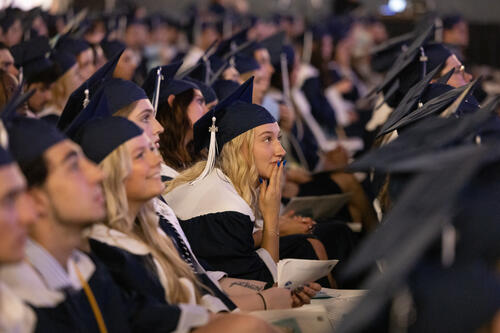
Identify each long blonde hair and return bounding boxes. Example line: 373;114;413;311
100;143;201;303
48;65;80;114
166;128;260;211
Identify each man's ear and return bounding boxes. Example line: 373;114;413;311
27;187;49;218
167;94;175;107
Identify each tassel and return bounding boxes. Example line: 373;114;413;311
190;117;218;185
152;67;162;115
441;223;457;267
83;88;90;108
419;46;428;78
0;120;8;149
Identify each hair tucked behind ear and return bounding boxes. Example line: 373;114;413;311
100;143;202;303
166;128;260;212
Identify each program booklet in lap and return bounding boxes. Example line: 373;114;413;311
278;259;339;290
283;193;351;220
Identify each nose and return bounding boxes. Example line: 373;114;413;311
147;148;163;168
17;192;37;228
152;117;164;135
274;140;286;159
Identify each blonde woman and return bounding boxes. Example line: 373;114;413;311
76;116;283;333
163;78;323;298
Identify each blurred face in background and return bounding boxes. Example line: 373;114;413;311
77;49;96;82
443;21;469;48
113;49;139;81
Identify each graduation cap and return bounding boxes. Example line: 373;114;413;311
211;79;240;101
192;77;275;182
212;28;250;59
337;145;489;333
184;77;217;104
50;50;76;76
377;63;444;137
0;7;21;33
442;14;465;30
408;261;500;333
373;24;434;97
327;16;355;45
11;36;55;84
234;53;260;75
370;32;413;73
1;85;65;166
258;31;287;67
142;62;199;108
380;79;480;136
75;116;143;164
101;39;127;61
57;47;124;131
54;35;90;57
102;78;148;113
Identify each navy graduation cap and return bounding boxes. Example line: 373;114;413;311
101;78;148;113
211;79;240;101
50;50;76;77
57;47;124;131
193;77;274;182
75;116;143;164
1;86;66;166
234;54;260;75
11;36;54;83
101;39;127;61
54;34;90;57
142;62;198;106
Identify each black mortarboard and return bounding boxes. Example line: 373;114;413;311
337;146;488;333
142;62;198;104
213;28;249;59
11;36;54;84
101;39;127;61
57;48;124;131
328;16;354;45
184;77;217;104
50;50;76;75
234;54;260;74
259;31;286;65
55;35;90;56
211;79;240;101
379;79;480;136
101;78;148;113
75;116;143;164
0;8;20;32
374;24;434;97
408;261;500;333
370;32;413;73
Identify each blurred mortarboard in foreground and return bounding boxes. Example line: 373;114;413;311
337;145;489;333
0;145;12;166
408;261;500;333
75;116;143;164
57;48;124;131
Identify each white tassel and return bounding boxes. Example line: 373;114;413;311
152;67;162;116
190;116;218;185
83;88;90;108
0;120;8;149
441;223;457;267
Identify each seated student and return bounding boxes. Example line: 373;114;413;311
76;116;310;317
0;145;37;332
1;105;277;332
11;37;59;116
163;78;335;287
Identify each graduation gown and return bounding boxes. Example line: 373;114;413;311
163;169;277;283
0;239;132;333
88;223;231;332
